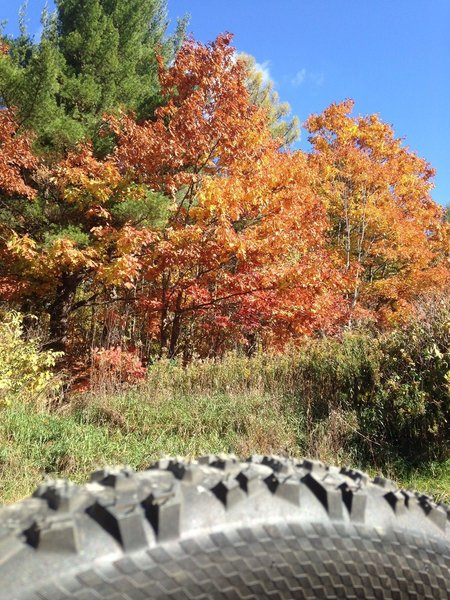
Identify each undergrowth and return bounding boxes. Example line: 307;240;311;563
0;302;448;504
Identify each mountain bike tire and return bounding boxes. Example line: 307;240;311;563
0;455;449;599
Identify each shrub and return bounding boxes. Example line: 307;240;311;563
142;312;448;465
363;297;450;463
0;312;63;406
90;346;147;391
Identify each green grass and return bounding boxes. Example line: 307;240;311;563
0;388;301;503
1;336;448;505
389;460;450;504
1;386;448;505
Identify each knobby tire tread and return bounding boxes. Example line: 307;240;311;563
0;455;449;599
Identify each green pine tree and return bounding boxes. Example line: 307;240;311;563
0;0;187;153
240;53;299;149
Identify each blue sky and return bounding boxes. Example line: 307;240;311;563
2;1;449;206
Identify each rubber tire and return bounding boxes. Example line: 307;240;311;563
0;455;449;599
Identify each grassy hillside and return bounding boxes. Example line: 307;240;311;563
1;339;448;504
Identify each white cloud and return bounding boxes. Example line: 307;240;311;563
291;68;306;87
310;72;325;86
291;68;324;87
254;60;271;84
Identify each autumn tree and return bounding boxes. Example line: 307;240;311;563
0;0;187;354
140;151;347;359
1;31;261;355
108;34;346;357
0;109;36;199
0;33;340;360
306;100;449;323
4;24;446;365
0;139;168;352
0;108;36;306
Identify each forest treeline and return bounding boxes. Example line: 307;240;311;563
0;1;449;497
0;0;448;372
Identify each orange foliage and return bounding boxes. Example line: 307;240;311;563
140;149;348;355
106;34;347;355
2;145;156;303
91;346;147;388
108;33;272;196
0;35;447;361
0;109;38;300
0;109;37;199
306;100;449;323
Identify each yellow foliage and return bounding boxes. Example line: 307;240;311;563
0;312;63;406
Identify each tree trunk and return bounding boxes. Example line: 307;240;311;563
20;299;37;335
168;292;183;358
245;332;258;357
44;272;82;353
159;272;170;357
